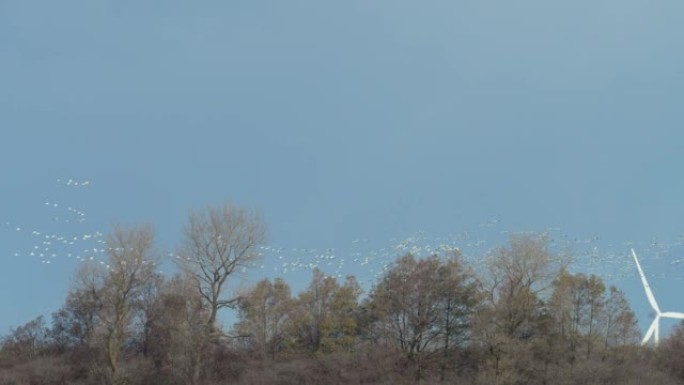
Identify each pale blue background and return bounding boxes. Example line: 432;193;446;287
2;0;684;335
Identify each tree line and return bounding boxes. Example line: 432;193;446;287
2;203;684;385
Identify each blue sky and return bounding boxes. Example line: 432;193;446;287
2;0;684;335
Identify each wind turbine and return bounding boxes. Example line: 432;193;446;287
631;248;684;346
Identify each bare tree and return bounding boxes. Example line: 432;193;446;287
473;234;562;385
0;316;49;360
602;286;639;353
56;261;107;350
81;224;158;384
176;204;266;333
146;274;210;385
480;234;561;339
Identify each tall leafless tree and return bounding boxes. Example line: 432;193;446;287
95;224;157;384
176;204;266;334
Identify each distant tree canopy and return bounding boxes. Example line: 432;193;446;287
1;220;682;385
235;277;292;359
365;253;479;358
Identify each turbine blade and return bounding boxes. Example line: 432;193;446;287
661;312;684;320
632;248;661;314
642;319;657;346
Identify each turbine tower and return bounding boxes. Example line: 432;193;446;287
631;248;684;346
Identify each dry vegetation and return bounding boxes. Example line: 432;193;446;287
2;204;684;384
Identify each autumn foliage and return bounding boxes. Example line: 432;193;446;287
1;213;683;384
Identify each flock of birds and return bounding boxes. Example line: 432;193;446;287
2;178;684;291
1;178;108;266
249;228;684;289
